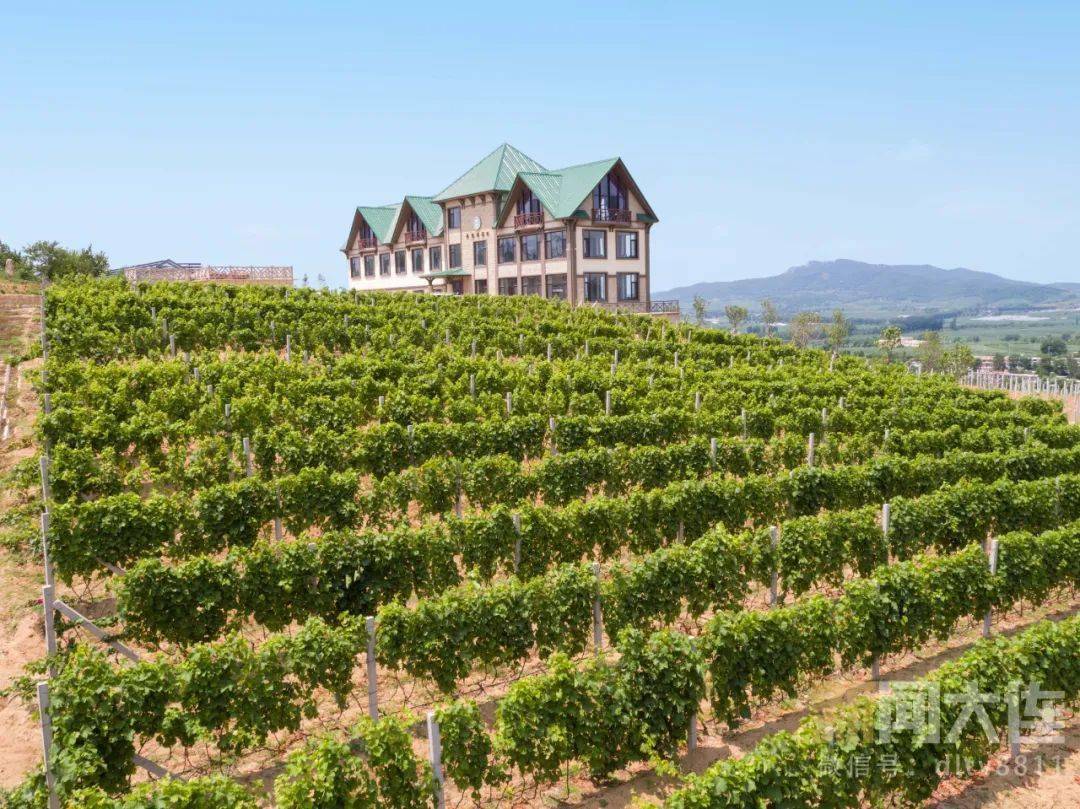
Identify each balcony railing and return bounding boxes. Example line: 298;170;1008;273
406;230;426;243
514;211;543;228
123;265;294;286
586;299;680;316
591;207;632;224
358;237;378;250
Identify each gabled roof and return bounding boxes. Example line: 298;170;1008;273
432;143;546;202
514;171;563;217
498;156;659;225
536;157;619;219
356;204;401;244
347;148;658;252
403;196;444;237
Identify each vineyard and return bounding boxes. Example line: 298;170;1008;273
4;276;1080;808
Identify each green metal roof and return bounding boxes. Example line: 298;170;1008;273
432;144;546;202
514;171;562;216
403;196;444;237
512;158;619;219
356;204;401;244
351;149;657;247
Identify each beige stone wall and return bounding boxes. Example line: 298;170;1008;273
450;194;499;295
571;185;649;303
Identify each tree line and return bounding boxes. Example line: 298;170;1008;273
691;296;979;375
1;239;109;282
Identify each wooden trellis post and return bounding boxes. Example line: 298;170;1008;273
36;683;61;809
769;526;780;606
365;616;378;719
592;562;603;656
983;539;1000;638
512;513;523;573
427;712;446;809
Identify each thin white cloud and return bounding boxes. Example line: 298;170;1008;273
890;139;933;163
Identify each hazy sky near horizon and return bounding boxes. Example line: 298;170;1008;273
3;1;1078;290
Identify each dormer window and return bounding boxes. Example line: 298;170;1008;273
406;212;426;242
358;223;377;249
591;171;631;223
517;189;541;215
514;188;543;227
593;171;626;212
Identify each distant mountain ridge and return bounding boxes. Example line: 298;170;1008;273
657;259;1077;318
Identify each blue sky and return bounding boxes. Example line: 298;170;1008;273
3;1;1078;289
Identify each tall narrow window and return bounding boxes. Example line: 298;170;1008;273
617;273;639;301
411;248;424;273
429;246;441;271
473;240;487;266
395;250;406;275
474;279;488;295
544;230;566;259
498;237;516;264
517;188;542;214
583;230;606;258
447;207;461;229
522;276;541;295
364;256;375;277
407;212;425;240
520;234;539;262
592;171;627;212
616;231;639;259
449;244;462;268
350;257;361;277
584;273;607;302
379;254;391;276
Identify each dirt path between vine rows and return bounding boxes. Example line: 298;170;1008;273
0;290;49;790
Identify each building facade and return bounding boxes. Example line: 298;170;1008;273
342;144;674;315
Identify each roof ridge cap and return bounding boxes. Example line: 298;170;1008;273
432;143;509;200
554;156;619;172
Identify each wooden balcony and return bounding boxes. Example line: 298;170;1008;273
514;211;543;228
358;237;378;250
405;230;427;243
591;208;632;224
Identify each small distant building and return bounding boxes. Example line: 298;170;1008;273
117;260;293;286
